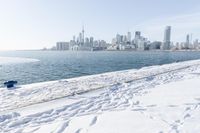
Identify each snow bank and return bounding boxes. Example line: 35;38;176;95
1;59;200;112
64;77;200;133
0;57;39;65
1;59;200;132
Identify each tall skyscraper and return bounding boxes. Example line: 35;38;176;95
135;31;141;39
120;35;124;43
79;33;82;44
116;34;121;44
85;37;89;46
186;34;190;43
162;26;171;50
134;31;141;48
90;37;94;46
185;34;190;49
123;35;127;42
127;32;131;42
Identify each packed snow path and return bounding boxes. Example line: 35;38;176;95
1;60;200;132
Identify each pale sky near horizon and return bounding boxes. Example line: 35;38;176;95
0;0;200;50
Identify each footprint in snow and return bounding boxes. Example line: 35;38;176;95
133;101;140;105
184;113;191;119
54;121;69;133
168;105;178;107
185;107;191;111
75;128;82;133
90;116;98;126
146;104;157;107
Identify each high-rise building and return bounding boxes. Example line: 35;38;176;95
137;38;147;51
134;31;141;48
135;31;141;39
73;36;76;42
185;34;190;49
123;35;127;42
186;34;190;44
194;39;199;49
127;32;131;42
120;35;123;43
162;26;171;50
56;42;69;50
116;34;121;44
85;37;90;46
90;37;94;46
79;33;82;44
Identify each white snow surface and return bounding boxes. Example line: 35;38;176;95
0;57;39;65
1;60;200;132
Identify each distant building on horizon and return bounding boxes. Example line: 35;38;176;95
185;34;190;49
56;42;69;50
148;41;162;50
162;26;171;50
52;25;200;52
68;26;108;51
135;31;141;39
134;31;141;49
127;32;131;43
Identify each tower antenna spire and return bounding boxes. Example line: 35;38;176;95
82;22;85;44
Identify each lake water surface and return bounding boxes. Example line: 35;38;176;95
1;51;200;86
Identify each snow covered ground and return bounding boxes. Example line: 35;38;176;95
1;59;200;132
0;57;39;65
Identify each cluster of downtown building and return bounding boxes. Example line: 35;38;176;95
53;27;107;51
50;26;200;51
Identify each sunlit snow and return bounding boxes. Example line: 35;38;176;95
1;60;200;133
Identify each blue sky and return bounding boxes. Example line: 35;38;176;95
0;0;200;50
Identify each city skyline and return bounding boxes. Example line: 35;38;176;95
1;0;200;50
51;25;200;51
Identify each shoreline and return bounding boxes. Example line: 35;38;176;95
1;59;200;132
1;49;200;52
1;59;200;112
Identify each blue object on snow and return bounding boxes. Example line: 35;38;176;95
4;81;18;88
